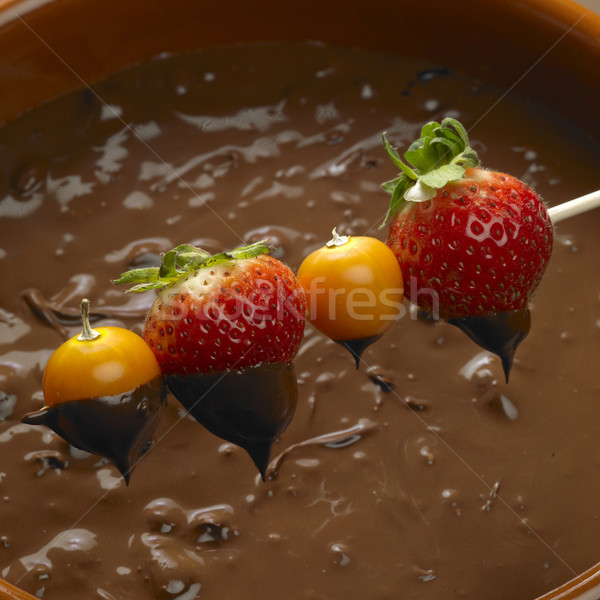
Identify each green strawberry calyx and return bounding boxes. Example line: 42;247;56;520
113;240;272;293
381;117;480;225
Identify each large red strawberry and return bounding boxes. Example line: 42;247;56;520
115;241;306;373
381;119;553;377
115;241;306;476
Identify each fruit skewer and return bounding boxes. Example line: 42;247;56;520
548;189;600;224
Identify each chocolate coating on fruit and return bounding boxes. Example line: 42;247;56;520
22;377;166;484
24;300;165;482
449;308;531;381
166;362;297;478
334;334;383;368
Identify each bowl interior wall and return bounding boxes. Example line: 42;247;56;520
0;0;599;131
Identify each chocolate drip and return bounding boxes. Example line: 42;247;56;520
21;377;166;484
449;308;531;382
166;362;298;479
334;334;383;368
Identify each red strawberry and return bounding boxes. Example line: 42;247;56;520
381;119;553;377
115;241;306;374
114;241;306;476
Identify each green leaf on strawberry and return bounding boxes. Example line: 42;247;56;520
113;240;272;293
381;117;480;223
420;163;466;189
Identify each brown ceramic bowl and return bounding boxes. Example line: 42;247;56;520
0;1;599;599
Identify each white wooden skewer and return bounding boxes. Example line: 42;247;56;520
548;190;600;224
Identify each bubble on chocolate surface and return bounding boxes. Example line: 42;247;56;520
441;488;463;516
134;498;239;597
402;395;429;412
24;449;68;476
2;528;98;592
365;364;396;392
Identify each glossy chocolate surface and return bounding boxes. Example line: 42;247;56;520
0;43;599;599
21;377;165;484
166;363;297;478
449;308;532;381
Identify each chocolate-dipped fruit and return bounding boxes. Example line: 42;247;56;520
297;228;404;367
166;362;297;478
381;119;553;378
114;241;306;476
449;308;531;381
22;299;164;484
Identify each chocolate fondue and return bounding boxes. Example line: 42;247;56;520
0;43;599;600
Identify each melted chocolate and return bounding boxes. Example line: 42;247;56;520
1;43;600;600
334;334;383;368
166;363;297;478
449;308;531;382
21;377;165;484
